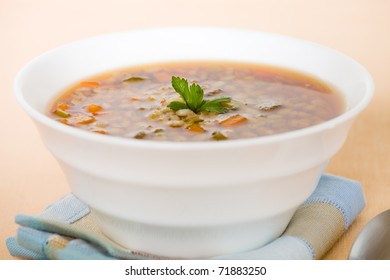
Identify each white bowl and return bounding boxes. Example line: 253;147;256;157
14;27;374;258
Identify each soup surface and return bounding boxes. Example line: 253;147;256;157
48;61;345;141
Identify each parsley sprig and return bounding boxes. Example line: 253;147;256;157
167;76;232;114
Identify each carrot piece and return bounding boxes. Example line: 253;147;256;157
86;104;103;114
79;81;100;88
130;96;141;101
58;118;69;125
93;130;107;134
58;103;69;110
71;113;95;124
187;124;205;133
220;114;247;127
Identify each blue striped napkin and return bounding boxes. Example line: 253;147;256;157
6;174;365;260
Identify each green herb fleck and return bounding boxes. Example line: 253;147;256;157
168;76;232;114
123;77;147;82
54;109;71;118
134;131;147;139
211;131;228;141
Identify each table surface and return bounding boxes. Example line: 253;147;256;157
1;0;389;260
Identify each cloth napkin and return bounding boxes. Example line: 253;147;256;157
6;174;365;260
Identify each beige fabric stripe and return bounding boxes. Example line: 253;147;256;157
284;202;345;259
45;235;70;259
71;211;102;234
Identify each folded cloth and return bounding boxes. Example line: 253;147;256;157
6;174;365;260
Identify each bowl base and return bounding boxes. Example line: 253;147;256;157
95;209;295;259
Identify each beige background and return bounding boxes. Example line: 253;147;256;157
1;0;389;259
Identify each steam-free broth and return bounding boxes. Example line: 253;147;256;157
48;61;345;141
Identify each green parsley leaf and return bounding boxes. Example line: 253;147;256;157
188;83;204;111
199;97;232;113
167;101;189;111
171;76;191;102
168;76;232;114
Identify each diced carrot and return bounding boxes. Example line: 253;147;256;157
93;130;107;134
220;114;247;127
71;113;95;125
58;103;69;110
130;96;141;101
58;118;69;125
187;124;205;133
86;104;103;114
160;98;167;105
79;81;100;88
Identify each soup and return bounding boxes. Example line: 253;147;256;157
48;61;345;141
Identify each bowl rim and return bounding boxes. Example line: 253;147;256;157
14;27;375;151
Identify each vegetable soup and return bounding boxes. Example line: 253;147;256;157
48;61;345;141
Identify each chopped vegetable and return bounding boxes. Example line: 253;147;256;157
168;76;232;114
175;109;194;117
258;99;282;111
220;114;247;127
93;130;107;134
169;120;185;127
58;103;69;110
86;104;103;114
71;113;95;124
134;131;146;139
79;81;100;88
123;77;147;82
206;89;222;96
57;119;69;125
211;131;228;141
184;115;202;126
187;124;205;133
54;109;71;118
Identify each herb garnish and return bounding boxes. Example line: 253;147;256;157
123;76;147;82
168;76;232;114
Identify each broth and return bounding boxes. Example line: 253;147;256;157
48;61;345;141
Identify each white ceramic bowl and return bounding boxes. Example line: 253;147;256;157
14;27;374;258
